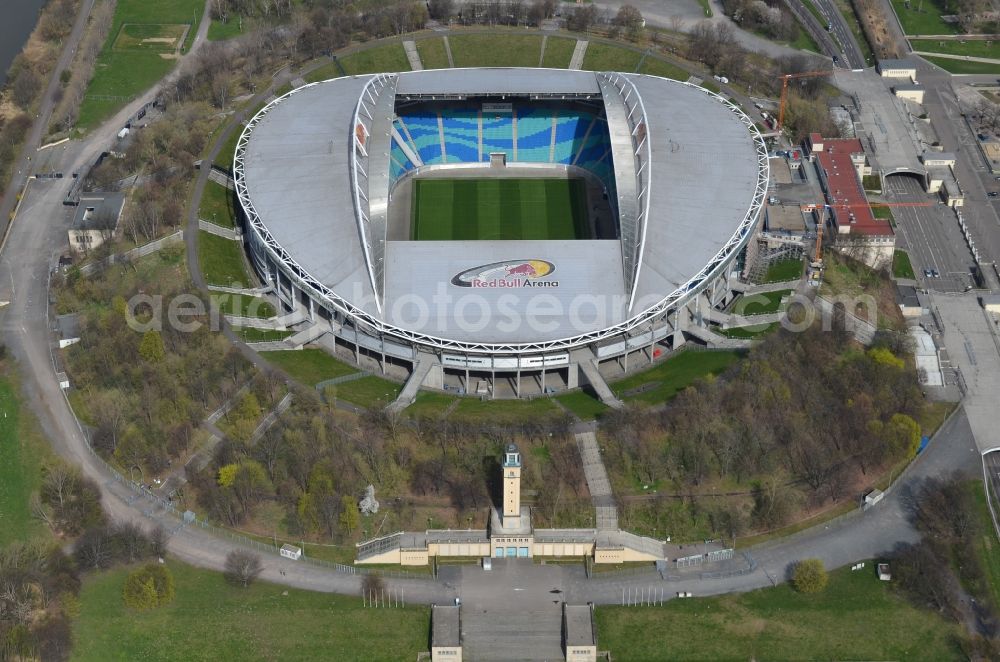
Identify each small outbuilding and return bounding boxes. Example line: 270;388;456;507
431;605;463;661
563;604;597;662
279;544;302;560
878;563;892;581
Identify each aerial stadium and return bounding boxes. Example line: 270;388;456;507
233;68;768;401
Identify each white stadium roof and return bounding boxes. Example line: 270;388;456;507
236;68;766;350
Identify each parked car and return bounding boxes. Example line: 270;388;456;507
989;191;998;198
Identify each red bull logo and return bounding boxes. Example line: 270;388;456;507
451;260;557;288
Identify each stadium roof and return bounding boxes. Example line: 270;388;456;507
238;69;766;350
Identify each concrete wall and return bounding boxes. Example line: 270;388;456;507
594;547;659;564
428;543;490;558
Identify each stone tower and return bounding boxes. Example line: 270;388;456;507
502;443;521;528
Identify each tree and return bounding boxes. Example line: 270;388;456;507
139;329;165;363
614;5;644;41
361;572;385;599
792;558;828;593
123;564;175;610
566;4;598;32
339;494;360;535
224;550;262;587
428;0;454;20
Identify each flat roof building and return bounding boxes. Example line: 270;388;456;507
563;605;597;662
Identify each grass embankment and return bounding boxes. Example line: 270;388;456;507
73;561;430;662
923;55;1000;74
734;289;793;316
415;37;451;69
911;38;1000;59
236;328;293;343
0;370;50;546
259;349;359;386
213;294;275;319
582;42;642;72
304;43;411;83
198;231;250;287
541;36;577;68
612;350;743;405
595;565;961;661
555;390;609;420
198;181;237;229
214;128;243;171
718;322;779;339
893;249;916;279
761;258;803;283
77;0;205;129
449;34;543;67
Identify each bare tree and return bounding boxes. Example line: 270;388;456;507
224;550;263;587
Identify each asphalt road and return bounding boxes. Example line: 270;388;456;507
813;0;867;70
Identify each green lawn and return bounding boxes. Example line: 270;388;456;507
555;390;609;420
581;42;642;72
892;249;916;279
339;43;412;74
449;396;562;424
213;127;243;171
612;350;743;405
213;294;275;319
198;231;250;287
971;482;1000;610
449;34;543;68
0;372;49;546
911;38;1000;58
259;349;358;386
718;322;778;339
72;561;429;662
595;564;961;661
416;37;451;69
303;61;344;83
113;23;188;52
762;258;803;283
790;24;822;53
734;289;792;316
890;0;959;35
412;178;589;241
403;391;457;419
639;57;688;81
77;0;205;129
923;55;1000;74
208;18;244;41
199;181;237;228
335;375;402;409
541;36;577;68
236;327;293;343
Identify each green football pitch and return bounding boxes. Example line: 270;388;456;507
411;178;590;241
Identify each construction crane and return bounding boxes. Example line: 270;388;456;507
776;70;834;132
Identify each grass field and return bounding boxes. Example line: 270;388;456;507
718;322;778;339
612;350;743;405
113;23;188;52
911;38;1000;58
213;293;275;319
214;127;243;171
762;257;803;283
734;289;792;316
582;42;642;72
235;327;293;343
72;561;430;662
411;178;589;241
595;564;961;661
449;396;562;423
893;249;916;279
890;0;959;35
922;55;1000;74
199;181;237;228
208;17;244;41
639;56;688;81
259;349;358;386
197;231;250;287
77;0;205;130
340;43;411;74
416;37;451;69
449;34;543;68
541;36;577;68
0;371;49;546
554;390;609;420
335;376;402;408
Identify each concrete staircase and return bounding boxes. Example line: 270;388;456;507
284;321;328;348
577;358;623;409
386;352;436;413
684;324;752;349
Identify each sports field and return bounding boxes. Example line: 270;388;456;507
411;178;589;241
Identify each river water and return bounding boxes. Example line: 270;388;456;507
0;0;50;87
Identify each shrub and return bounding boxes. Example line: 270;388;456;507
793;558;828;593
123;564;175;610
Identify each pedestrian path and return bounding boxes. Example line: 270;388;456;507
575;430;618;530
569;39;588;70
403;40;422;70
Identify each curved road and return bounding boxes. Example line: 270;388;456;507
0;1;982;612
